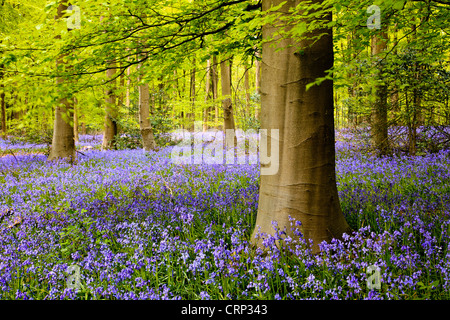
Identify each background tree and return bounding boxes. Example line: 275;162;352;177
48;1;76;161
370;27;390;156
220;57;236;131
101;62;118;150
138;55;157;151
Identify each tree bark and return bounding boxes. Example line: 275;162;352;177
125;65;131;109
346;31;358;127
405;90;417;155
251;0;351;254
203;59;212;132
73;97;79;143
220;57;235;131
48;1;76;162
0;62;6;138
139;81;157;151
244;64;251;119
390;25;400;126
371;29;390;157
186;59;196;131
212;56;219;129
101;62;118;150
1;85;6;138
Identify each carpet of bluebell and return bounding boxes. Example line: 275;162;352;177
0;131;449;300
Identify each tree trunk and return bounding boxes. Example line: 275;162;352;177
101;62;118;150
391;90;399;124
136;46;157;151
73;97;79;143
371;29;390;157
139;82;157;151
244;64;251;119
212;56;219;129
0;62;6;138
118;70;125;111
346;31;358;127
203;59;212;132
125;65;131;109
1;85;6;138
251;0;351;254
48;1;76;162
405;91;416;155
187;59;196;131
220;57;235;131
390;25;400;126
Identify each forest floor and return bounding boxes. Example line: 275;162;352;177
0;129;449;300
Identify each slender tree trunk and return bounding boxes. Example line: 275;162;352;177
0;63;6;138
405;90;417;155
125;65;131;109
391;90;399;124
244;64;251;119
172;69;180;126
101;62;118;150
1;85;6;138
220;57;235;131
251;0;351;254
412;23;425;127
188;60;196;131
73;97;79;143
334;91;340;129
136;45;157;151
212;56;219;129
371;29;390;156
118;70;125;110
391;25;400;126
406;24;420;155
48;1;76;162
346;31;358;127
203;59;212;132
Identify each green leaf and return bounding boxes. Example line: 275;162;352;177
305;82;315;91
44;1;58;12
392;0;406;10
292;22;307;37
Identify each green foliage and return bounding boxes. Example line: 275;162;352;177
114;132;143;150
0;0;448;140
58;213;93;260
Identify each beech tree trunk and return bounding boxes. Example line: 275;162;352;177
101;62;118;150
125;65;131;109
220;58;235;131
73;97;79;143
138;82;157;151
212;56;219;128
1;84;6;138
0;62;6;138
251;0;351;254
48;1;76;162
203;59;212;132
371;30;390;156
346;32;358;127
244;64;251;118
